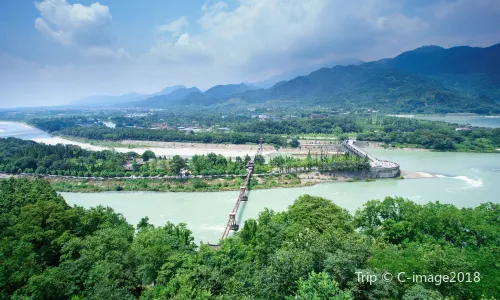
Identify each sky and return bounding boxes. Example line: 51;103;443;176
0;0;499;107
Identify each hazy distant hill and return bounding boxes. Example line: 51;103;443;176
70;92;147;107
71;85;186;108
129;84;256;108
374;44;500;101
129;87;201;108
155;85;186;96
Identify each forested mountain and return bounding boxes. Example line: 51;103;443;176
376;44;500;75
124;43;499;113
203;83;256;98
233;64;500;113
250;58;364;88
374;43;500;102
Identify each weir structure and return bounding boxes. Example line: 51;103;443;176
218;137;264;242
341;139;400;178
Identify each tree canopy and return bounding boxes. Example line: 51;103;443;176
1;179;498;299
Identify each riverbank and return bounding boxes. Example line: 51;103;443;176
42;174;308;192
1;169;436;193
39;135;293;158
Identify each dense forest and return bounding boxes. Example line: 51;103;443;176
56;127;290;147
232;116;362;135
355;117;500;151
1;178;499;299
234;116;500;152
0;138;129;177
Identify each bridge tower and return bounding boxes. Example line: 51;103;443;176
229;212;239;231
258;137;264;155
240;186;248;201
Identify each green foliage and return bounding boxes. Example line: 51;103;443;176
0;137;131;177
290;272;353;300
223;64;500;114
289;138;300;148
56;126;288;146
357;115;500;152
189;153;245;176
1;179;499;299
270;153;370;173
141;150;156;162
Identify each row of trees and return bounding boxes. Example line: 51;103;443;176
270;152;370;173
1;138;370;178
232;116;362;135
0;138;128;177
57;126;290;146
189;153;249;176
357;127;500;151
1;178;498;298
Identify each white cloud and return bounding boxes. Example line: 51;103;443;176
2;0;500;107
147;0;500;82
148;0;429;75
157;16;189;36
145;33;211;65
82;47;131;60
34;0;128;59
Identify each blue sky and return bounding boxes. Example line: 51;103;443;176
1;0;499;107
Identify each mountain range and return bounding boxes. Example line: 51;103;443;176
74;43;500;113
69;85;188;107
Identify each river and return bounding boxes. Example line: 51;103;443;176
62;149;500;244
0;121;114;152
2;121;499;244
0;121;275;158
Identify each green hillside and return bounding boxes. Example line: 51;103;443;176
374;43;500;102
129;43;500;114
214;65;500;113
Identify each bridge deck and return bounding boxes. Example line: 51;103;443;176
220;139;263;241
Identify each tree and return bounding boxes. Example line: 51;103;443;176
170;155;186;175
290;272;352;300
333;127;343;136
254;154;266;166
137;217;153;232
289;138;300;148
141;150;156;162
130;223;195;285
402;285;442;300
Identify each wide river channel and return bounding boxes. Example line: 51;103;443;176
1;121;499;244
